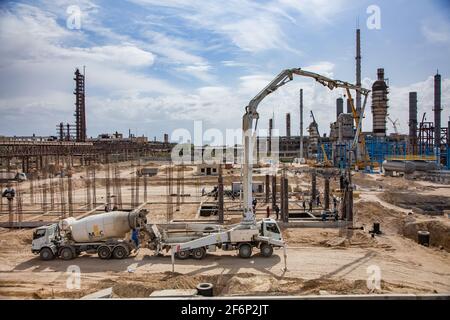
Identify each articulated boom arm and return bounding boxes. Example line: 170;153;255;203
242;68;370;222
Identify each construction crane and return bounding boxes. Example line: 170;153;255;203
242;68;370;222
388;116;400;135
309;111;332;167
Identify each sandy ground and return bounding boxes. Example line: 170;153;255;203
0;165;449;299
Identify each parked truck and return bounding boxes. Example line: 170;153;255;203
0;171;27;183
145;218;284;260
32;209;148;260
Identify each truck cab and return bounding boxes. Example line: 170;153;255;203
259;218;282;241
32;224;60;260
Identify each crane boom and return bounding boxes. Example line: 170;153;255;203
242;68;370;223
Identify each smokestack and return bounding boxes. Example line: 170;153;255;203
286;113;291;137
337;97;344;119
74;68;86;142
268;118;273;155
356;29;362;113
409;92;418;153
434;72;442;148
347;98;353;114
447;117;450;146
371;68;389;137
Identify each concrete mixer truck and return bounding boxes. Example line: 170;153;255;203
31;209;148;261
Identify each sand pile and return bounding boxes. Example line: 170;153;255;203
355;201;404;234
0;229;33;248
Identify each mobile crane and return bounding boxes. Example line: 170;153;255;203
242;68;370;222
171;69;370;260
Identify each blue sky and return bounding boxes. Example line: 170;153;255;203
0;0;449;143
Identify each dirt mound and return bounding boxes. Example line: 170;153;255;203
355;201;404;234
0;229;33;248
403;219;450;252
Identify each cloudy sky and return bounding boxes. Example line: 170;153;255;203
0;0;449;144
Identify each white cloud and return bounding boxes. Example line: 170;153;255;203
220;17;287;52
128;0;299;53
175;63;213;82
277;0;351;23
421;20;450;44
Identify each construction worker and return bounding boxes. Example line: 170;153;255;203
308;199;313;212
274;204;280;220
302;199;306;212
316;194;321;206
2;184;15;201
252;198;257;211
333;196;338;210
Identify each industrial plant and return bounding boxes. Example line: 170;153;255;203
0;1;449;303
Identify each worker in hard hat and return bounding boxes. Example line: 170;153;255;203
2;184;15;201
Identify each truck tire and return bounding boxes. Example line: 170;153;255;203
175;250;190;260
112;245;128;259
60;247;74;260
238;244;252;259
98;245;112;259
260;243;273;257
192;247;206;260
40;247;55;261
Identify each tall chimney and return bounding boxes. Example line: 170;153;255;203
347;98;353;114
337;97;344;119
74;68;86;142
268;118;273;155
434;72;442;148
371;68;389;137
286;113;291;137
447;117;450;146
356;29;362;113
409;92;418;154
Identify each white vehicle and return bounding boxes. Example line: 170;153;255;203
0;171;27;183
32;210;148;261
145;219;283;259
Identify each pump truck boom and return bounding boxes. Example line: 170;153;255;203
242;68;370;221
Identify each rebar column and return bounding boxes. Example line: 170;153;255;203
311;170;317;203
265;174;270;203
280;176;285;220
324;176;330;210
283;177;289;223
271;175;277;210
218;165;224;224
68;176;73;217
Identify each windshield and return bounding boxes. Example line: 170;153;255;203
265;223;280;234
33;229;46;240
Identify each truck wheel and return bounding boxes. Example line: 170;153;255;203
60;247;74;260
98;245;112;259
175;250;190;260
192;247;206;260
40;247;54;261
112;245;128;259
260;244;273;257
238;244;252;259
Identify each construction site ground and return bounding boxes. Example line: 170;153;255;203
0;164;449;298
